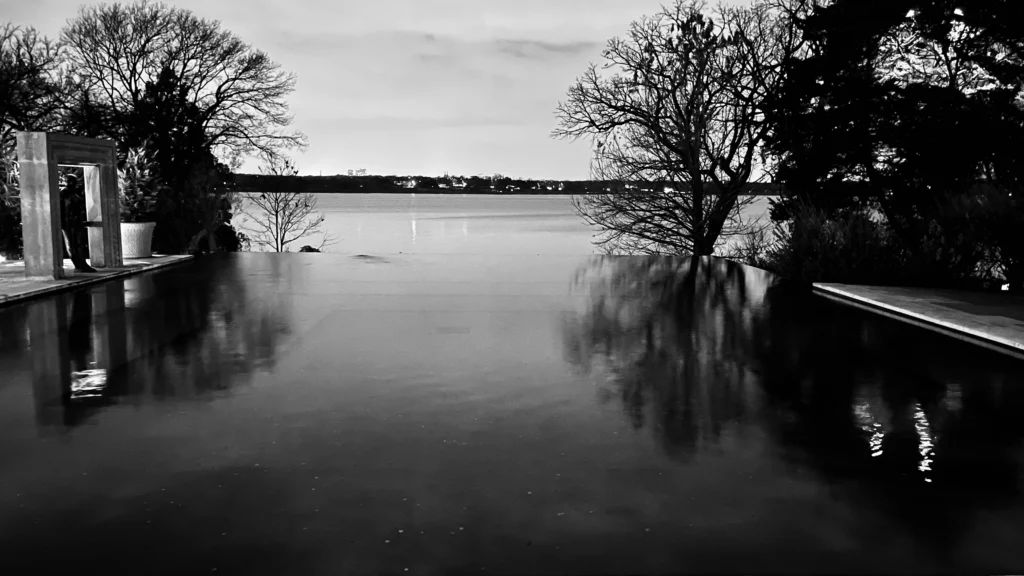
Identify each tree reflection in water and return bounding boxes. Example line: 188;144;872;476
18;254;293;431
563;255;771;461
563;254;1024;552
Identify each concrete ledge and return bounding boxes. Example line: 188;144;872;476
0;255;192;308
813;282;1024;358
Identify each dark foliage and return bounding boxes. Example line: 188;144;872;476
762;0;1024;290
118;67;240;254
766;202;901;285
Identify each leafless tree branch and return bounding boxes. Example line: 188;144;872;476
59;0;307;166
553;0;800;255
237;154;331;252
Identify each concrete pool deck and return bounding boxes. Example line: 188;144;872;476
813;282;1024;356
0;254;192;308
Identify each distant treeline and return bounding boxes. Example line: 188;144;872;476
224;173;786;195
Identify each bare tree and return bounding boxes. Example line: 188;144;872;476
236;155;336;252
60;0;306;167
553;0;798;256
0;24;68;133
1;23;66;212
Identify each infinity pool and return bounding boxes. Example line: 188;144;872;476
1;253;1022;574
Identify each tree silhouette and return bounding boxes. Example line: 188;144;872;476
764;0;1024;286
562;255;770;460
60;0;306;165
554;0;798;255
563;254;1024;559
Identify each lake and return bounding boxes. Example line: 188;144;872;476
2;198;1023;574
233;193;776;255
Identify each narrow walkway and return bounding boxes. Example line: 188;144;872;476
0;255;192;308
813;282;1024;355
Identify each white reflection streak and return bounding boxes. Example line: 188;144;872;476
913;402;935;482
71;369;108;399
853;399;885;458
462;220;468;237
411;218;417;244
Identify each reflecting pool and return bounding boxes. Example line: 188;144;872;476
0;253;1022;574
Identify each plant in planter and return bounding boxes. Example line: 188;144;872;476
118;143;163;258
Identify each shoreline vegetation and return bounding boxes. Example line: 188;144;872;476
225;173;785;196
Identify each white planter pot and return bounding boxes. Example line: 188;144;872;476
120;222;157;258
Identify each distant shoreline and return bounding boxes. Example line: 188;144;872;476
237;190;780;197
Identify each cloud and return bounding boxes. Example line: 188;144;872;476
306;114;531;131
494;39;604;60
11;0;697;179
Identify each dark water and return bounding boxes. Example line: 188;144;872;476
1;253;1023;574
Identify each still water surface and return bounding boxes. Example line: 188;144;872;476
0;211;1022;573
235;193;774;255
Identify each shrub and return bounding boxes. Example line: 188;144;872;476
723;224;779;270
214;223;249;252
118;144;163;223
766;200;900;284
763;187;1021;291
881;188;1019;290
893;192;994;289
978;189;1024;292
0;131;23;259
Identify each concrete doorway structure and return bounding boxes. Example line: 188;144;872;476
16;132;123;279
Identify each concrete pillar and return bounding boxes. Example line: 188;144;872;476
16;132;64;279
16;131;124;278
84;165;104;267
84;163;123;268
102;162;123;267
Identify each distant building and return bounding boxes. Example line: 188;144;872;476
347;169;367;176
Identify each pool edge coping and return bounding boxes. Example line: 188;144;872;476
812;283;1024;361
0;255;194;308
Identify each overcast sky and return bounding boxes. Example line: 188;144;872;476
5;0;746;179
